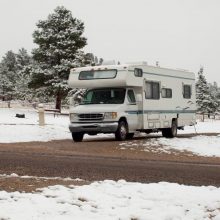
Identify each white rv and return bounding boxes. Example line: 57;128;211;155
68;63;196;142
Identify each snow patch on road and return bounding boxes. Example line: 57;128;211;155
0;173;84;182
0;180;220;220
120;135;220;157
157;135;220;157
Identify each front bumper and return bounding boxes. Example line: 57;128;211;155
69;122;118;133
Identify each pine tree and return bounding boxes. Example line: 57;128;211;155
0;49;32;101
0;51;18;100
196;67;213;121
16;48;31;70
84;53;104;66
15;48;32;100
208;82;220;116
31;6;87;111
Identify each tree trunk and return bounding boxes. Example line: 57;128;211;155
2;89;5;101
55;89;62;113
202;113;205;122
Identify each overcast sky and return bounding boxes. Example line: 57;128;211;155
0;0;219;83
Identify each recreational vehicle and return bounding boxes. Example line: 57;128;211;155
68;63;196;142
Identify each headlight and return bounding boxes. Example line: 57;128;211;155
104;112;117;119
70;113;78;121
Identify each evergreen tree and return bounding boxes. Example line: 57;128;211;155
84;53;95;65
16;48;31;70
0;49;32;101
0;51;18;100
99;58;104;65
208;81;220;115
31;6;87;111
196;67;213;121
84;53;104;66
15;48;33;100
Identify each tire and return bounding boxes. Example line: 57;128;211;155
162;120;177;138
115;121;128;141
126;133;134;140
72;132;84;142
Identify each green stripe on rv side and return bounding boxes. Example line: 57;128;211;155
128;70;195;80
125;110;196;114
143;110;196;114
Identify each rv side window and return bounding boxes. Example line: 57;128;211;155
134;68;143;77
127;90;136;103
183;85;191;99
145;81;160;99
162;88;172;98
79;70;117;80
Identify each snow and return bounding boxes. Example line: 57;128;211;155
179;120;220;134
0;108;70;143
157;135;220;157
0;173;84;182
0;180;220;219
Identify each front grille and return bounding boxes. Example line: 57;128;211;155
78;113;104;121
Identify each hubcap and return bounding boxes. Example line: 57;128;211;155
120;125;127;138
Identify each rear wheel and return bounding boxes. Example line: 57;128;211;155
162;120;177;138
115;121;128;141
72;132;84;142
126;133;134;140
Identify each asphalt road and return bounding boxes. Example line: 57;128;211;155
0;136;220;187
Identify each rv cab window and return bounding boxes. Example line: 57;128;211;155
81;88;126;104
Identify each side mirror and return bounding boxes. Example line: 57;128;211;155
136;94;142;102
70;97;75;106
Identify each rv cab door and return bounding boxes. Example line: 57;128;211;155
126;89;140;132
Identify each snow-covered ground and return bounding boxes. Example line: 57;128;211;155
1;108;220;157
157;135;220;157
179;120;220;135
0;108;71;142
0;178;220;220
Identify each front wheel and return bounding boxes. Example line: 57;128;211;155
72;132;84;142
115;121;128;141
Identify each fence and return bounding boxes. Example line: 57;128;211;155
196;113;220;121
0;101;69;113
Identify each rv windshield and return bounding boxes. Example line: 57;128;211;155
81;88;126;104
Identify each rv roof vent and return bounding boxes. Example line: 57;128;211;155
125;61;147;65
102;60;117;65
